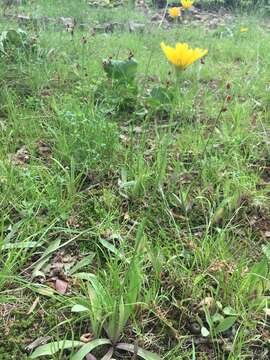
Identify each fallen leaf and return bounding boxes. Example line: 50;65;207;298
51;261;64;273
66;215;80;228
40;88;53;97
208;260;235;274
198;297;217;315
55;279;68;294
80;333;94;343
10;146;30;165
36;140;52;160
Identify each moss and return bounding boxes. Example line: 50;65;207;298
0;298;67;359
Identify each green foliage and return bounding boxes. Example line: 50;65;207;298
30;341;83;358
73;224;145;343
103;57;138;83
215;316;237;334
89;0;123;7
51;108;119;170
70;339;112;360
1;1;270;359
240;256;269;307
198;0;269;9
0;29;26;53
0;29;38;56
31;223;161;359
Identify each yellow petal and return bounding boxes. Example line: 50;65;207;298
161;42;208;70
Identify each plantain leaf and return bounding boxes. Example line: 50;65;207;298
34;285;55;297
69;254;95;275
101;347;114;360
149;86;173;105
215;316;237;334
2;241;39;249
71;304;89;312
5;29;23;46
262;243;270;260
242;257;269;296
99;239;124;259
0;29;26;52
32;239;61;277
73;272;97;282
103;58;138;82
71;339;111;360
223;306;238;316
116;343;161;360
30;340;83;358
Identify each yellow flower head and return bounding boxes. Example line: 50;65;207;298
181;0;193;9
169;7;181;18
240;27;248;33
160;42;208;71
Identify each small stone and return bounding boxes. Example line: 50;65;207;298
128;21;145;33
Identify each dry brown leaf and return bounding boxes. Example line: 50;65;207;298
10;146;30;165
80;333;94;343
40;88;53;97
66;215;80;228
198;297;217;315
208;260;235;274
55;279;68;294
36;140;52;160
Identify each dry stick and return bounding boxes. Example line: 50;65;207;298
158;1;169;29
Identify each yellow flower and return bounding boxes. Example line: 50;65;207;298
169;7;181;18
160;42;208;71
181;0;193;9
240;27;248;33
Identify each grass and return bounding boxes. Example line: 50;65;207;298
1;0;270;359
